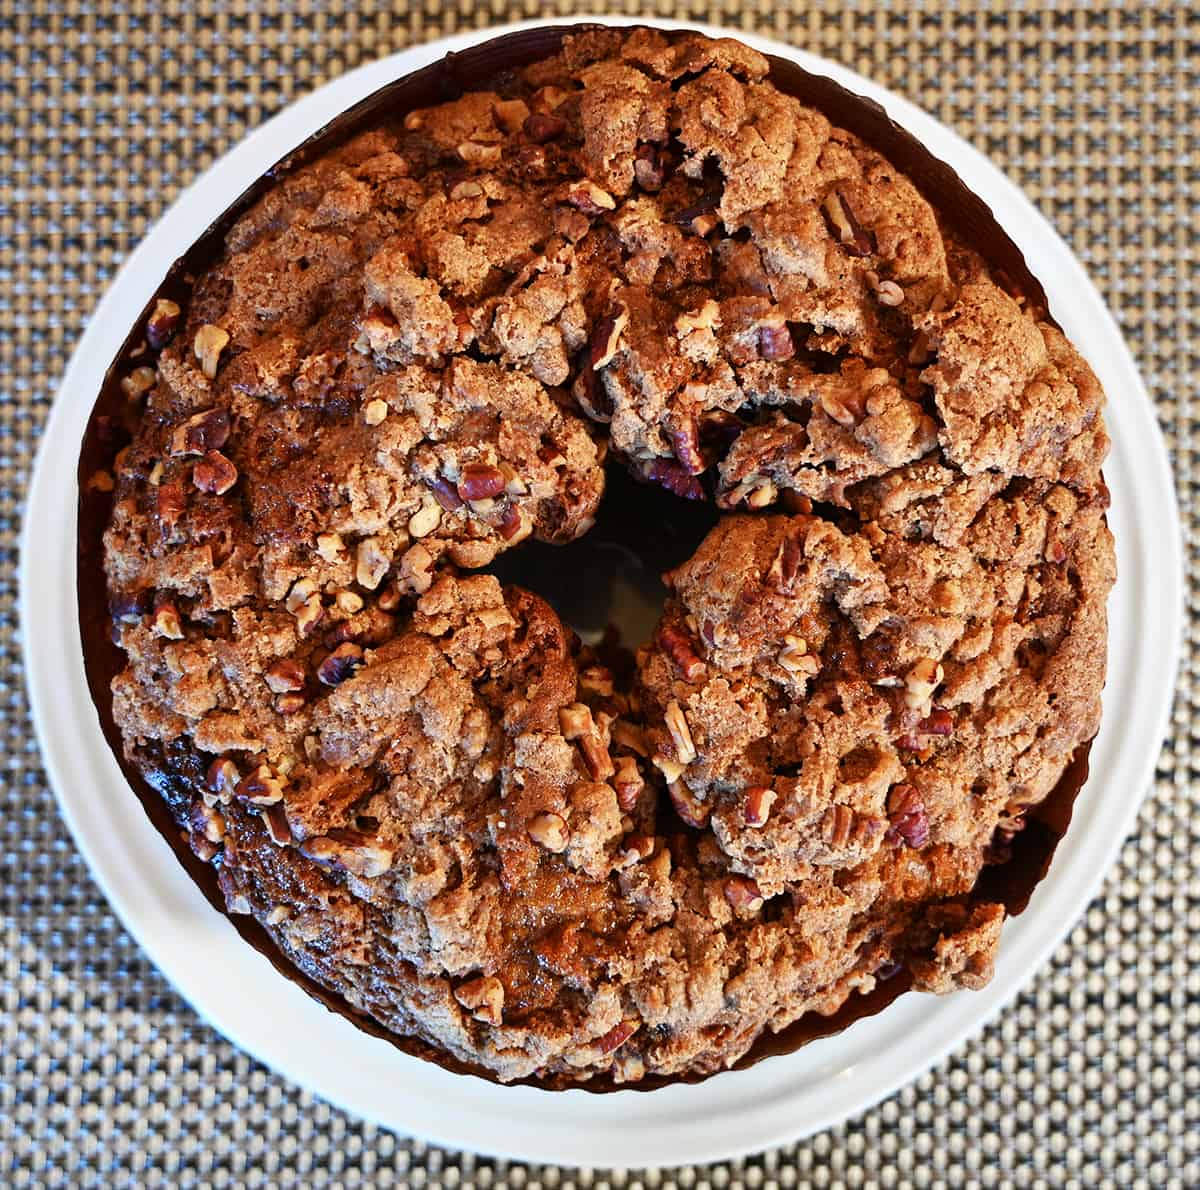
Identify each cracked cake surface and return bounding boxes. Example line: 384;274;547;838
96;26;1113;1085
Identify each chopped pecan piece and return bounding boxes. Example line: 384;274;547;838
566;180;615;215
151;597;184;640
448;178;484;201
456;464;506;502
573;361;614;422
532;85;570;111
653;753;685;784
120;366;157;400
767;530;805;590
821;190;874;256
261;803;293;846
646;459;705;501
674;300;721;338
300;828;394;878
376;582;402;612
193;450;238;495
407;496;442;539
876;279;904;307
819;388;867;426
559;702;614;779
264;659;305;694
527;811;569;853
146;298;182;349
657;623;705;682
745;480;777;509
497;504;530;542
193;324;230;379
778;634;818;678
317;642;364;686
578;735;615;782
758;323;795;361
612;756;645;812
668;420;705;475
590;303;629;371
315;532;344;562
236;764;284;807
206;758;240;802
363;398;389;426
596;1019;640;1054
284;579;325;637
398;542;435;595
355;537;390;590
558;702;594;740
633;143;668;192
492;98;530;133
613;833;655;870
523;112;566;142
427;475;465;512
155;482;186;529
673;191;720;234
743;785;776;828
577;666;614;699
294;594;323;636
664;700;697;764
335;589;364;615
457;141;502;165
904;658;944;710
886;784;930;848
667;778;709;828
189;800;225;845
170;408;231;457
453;975;504;1026
724;875;765;915
190;835;220;863
822;803;857;849
919;708;954;736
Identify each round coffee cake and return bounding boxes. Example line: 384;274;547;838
91;26;1114;1085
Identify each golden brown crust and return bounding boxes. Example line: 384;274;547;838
98;28;1113;1085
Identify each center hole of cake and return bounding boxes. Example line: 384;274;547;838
487;464;719;651
491;538;662;647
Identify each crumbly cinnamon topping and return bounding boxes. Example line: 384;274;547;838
100;27;1113;1085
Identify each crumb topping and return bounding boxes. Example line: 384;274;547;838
100;27;1113;1085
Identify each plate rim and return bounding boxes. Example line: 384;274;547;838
20;16;1184;1168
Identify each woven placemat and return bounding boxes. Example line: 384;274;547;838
3;3;1197;1185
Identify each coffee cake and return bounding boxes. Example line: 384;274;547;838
94;26;1114;1085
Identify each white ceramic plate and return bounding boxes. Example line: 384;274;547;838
21;18;1183;1169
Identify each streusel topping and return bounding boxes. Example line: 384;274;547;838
100;26;1113;1084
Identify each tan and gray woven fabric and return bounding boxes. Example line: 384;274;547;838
3;2;1196;1185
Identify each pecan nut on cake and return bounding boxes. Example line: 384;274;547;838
88;26;1114;1085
